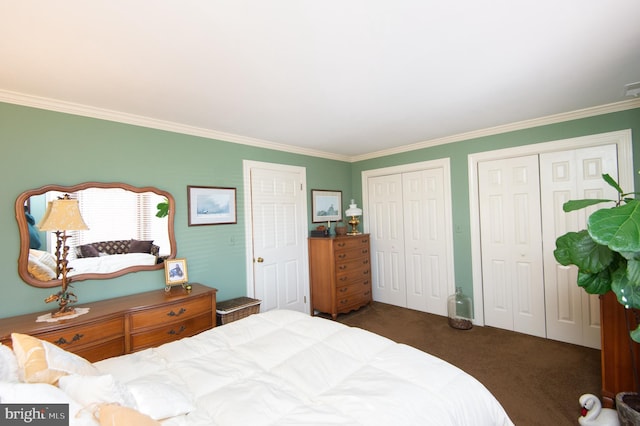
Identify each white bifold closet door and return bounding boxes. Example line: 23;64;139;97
478;144;618;348
478;155;546;338
540;145;618;348
368;165;454;316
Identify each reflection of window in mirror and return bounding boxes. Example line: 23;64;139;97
37;189;170;261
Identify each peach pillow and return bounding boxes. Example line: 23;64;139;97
11;333;98;384
97;404;160;426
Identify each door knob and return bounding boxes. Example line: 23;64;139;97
256;257;264;263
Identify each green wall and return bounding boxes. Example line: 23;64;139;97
2;101;639;319
351;108;640;299
0;102;352;318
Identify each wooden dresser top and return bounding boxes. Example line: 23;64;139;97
0;283;217;341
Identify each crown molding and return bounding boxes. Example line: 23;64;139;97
1;89;638;163
351;98;640;162
0;90;350;162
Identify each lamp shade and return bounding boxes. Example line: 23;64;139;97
345;199;362;217
37;199;89;231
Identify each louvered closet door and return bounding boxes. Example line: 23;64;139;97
540;144;618;349
478;155;546;338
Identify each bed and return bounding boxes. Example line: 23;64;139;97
0;309;513;425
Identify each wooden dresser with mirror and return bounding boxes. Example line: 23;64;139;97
0;284;217;362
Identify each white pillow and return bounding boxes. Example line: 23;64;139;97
0;344;19;382
126;380;194;420
58;374;137;409
0;382;96;426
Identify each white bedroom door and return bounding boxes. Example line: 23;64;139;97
478;155;546;338
244;161;309;314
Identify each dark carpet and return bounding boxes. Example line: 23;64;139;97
329;302;601;426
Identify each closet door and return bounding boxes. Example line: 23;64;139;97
368;174;407;306
367;161;454;315
478;155;546;338
403;169;452;315
540;144;618;349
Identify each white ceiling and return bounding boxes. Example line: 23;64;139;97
2;1;640;161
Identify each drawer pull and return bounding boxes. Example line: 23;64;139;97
363;270;370;275
362;260;369;265
54;333;83;346
338;287;348;293
339;299;349;305
167;308;187;317
168;325;186;335
339;276;349;281
361;249;369;254
338;254;347;259
364;291;371;296
338;265;347;270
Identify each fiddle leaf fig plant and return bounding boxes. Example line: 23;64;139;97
156;198;169;218
554;173;640;342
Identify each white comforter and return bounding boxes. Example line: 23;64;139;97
68;252;157;276
95;310;513;425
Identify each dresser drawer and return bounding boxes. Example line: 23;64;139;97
336;256;370;274
336;279;371;298
333;236;370;252
73;338;126;363
335;245;370;262
336;265;371;285
130;313;213;351
130;295;213;331
36;316;124;351
336;287;372;312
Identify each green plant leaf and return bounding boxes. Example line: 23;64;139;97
631;324;640;344
577;270;612;294
611;266;640;310
156;199;169;218
602;173;623;194
588;199;640;252
562;199;614;212
554;230;613;273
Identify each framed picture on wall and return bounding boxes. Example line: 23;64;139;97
311;189;342;223
187;186;237;226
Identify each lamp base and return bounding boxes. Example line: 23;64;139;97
347;216;360;235
51;306;76;318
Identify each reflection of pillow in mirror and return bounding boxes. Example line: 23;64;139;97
30;249;58;271
28;254;56;281
79;244;101;258
129;240;153;254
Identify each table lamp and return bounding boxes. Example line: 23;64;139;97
345;199;362;235
37;194;89;317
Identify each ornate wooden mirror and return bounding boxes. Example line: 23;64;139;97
16;182;176;288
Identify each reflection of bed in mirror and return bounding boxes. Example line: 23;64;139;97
16;182;176;288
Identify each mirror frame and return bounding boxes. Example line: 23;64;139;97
16;182;176;288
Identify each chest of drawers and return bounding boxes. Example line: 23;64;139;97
0;283;217;362
308;234;372;319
